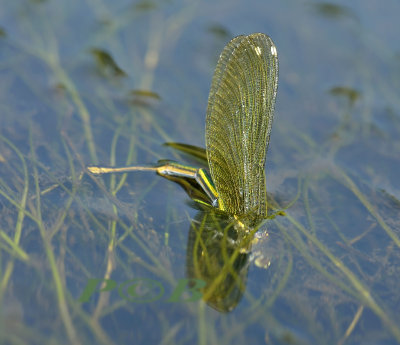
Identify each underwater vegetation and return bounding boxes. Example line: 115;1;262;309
0;1;400;344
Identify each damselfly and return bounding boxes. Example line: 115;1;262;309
88;33;279;227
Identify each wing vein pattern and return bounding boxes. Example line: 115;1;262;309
205;33;278;223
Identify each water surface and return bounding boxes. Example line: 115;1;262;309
0;0;400;344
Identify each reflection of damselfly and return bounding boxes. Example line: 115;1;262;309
88;33;279;227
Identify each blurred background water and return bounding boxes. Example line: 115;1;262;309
0;0;400;344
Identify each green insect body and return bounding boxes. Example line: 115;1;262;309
88;33;278;227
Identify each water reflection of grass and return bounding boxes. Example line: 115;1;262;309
3;119;399;343
265;115;400;342
1;1;400;345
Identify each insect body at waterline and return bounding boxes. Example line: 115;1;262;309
88;33;279;227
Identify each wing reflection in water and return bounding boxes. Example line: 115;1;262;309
186;209;264;313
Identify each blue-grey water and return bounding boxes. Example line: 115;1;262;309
0;0;399;344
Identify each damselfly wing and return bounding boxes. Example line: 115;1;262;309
88;33;279;225
206;33;278;224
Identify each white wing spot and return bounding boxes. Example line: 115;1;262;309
270;45;277;56
255;46;262;56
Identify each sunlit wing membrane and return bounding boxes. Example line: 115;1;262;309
205;33;278;221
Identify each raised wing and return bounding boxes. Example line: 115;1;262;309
205;33;278;223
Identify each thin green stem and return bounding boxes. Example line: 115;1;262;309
29;128;81;345
333;166;400;249
0;135;29;301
